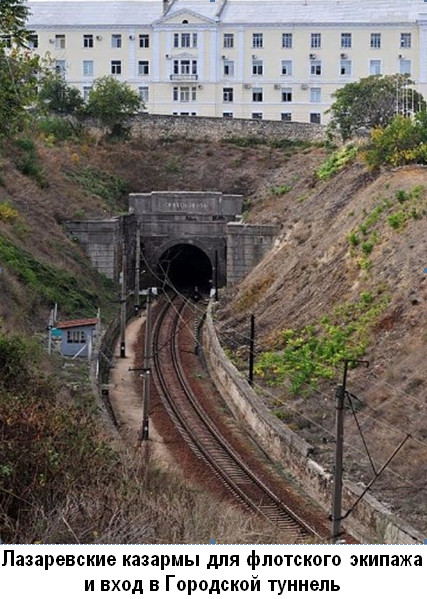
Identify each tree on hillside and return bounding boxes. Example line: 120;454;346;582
38;72;84;116
0;0;41;135
84;76;142;138
365;112;427;168
328;74;426;140
0;0;30;46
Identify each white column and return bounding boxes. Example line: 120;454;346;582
153;29;161;82
128;28;136;80
419;24;427;84
238;28;245;82
198;27;204;81
209;26;218;81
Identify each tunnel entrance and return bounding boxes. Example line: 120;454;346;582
158;244;213;291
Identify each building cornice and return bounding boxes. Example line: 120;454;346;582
30;21;419;31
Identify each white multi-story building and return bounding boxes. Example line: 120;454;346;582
26;0;427;123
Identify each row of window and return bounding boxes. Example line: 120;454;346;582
51;32;150;49
43;30;414;52
236;32;412;50
76;89;321;124
79;85;149;102
222;112;321;124
52;32;198;50
57;57;411;78
222;87;322;103
167;86;323;104
236;58;410;78
61;58;197;77
79;81;322;122
171;111;321;123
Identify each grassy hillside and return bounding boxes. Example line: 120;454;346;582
217;155;427;533
0;129;322;543
2;125;425;539
0;132;320;330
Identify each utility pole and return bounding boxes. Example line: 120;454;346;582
331;359;369;542
87;329;92;364
120;240;127;358
47;308;54;355
331;363;348;543
214;249;219;301
141;288;152;441
248;314;255;386
134;228;141;314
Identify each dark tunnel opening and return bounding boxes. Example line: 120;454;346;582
158;244;213;291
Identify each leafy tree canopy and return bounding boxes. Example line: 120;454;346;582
38;72;84;115
0;0;40;135
0;0;30;46
365;112;427;168
84;76;141;137
328;74;426;140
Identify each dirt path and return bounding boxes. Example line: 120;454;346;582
108;315;176;470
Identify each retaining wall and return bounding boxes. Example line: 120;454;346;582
203;304;423;544
131;114;327;143
227;223;280;285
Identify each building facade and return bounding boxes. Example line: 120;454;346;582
26;0;427;123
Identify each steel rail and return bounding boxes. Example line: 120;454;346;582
151;294;322;540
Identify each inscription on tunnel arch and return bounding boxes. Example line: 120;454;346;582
165;202;208;210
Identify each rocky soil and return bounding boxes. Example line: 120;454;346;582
217;161;427;535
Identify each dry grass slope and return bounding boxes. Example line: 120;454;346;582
0;132;325;543
217;160;427;534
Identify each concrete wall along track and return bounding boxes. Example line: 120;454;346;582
202;302;424;545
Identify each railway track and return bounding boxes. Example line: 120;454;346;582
151;293;323;541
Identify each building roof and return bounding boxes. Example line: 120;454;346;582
221;1;423;25
27;1;163;27
165;1;221;21
27;0;424;27
56;318;99;329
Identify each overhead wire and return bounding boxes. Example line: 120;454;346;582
355;369;427;412
143;247;427;464
250;378;426;494
129;218;427;501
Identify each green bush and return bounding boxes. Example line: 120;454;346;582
348;232;359;246
317;144;358;180
365;114;427;169
64;166;129;210
388;211;407;230
14;137;48;188
361;241;374;255
0;236;115;316
0;202;19;223
254;292;389;394
271;184;291;196
0;329;118;542
395;189;409;203
37;116;82;142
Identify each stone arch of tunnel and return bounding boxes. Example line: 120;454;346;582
157;243;213;291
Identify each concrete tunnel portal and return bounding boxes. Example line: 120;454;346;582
66;192;280;292
157;243;213;291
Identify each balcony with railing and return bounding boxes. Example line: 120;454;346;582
170;73;199;81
